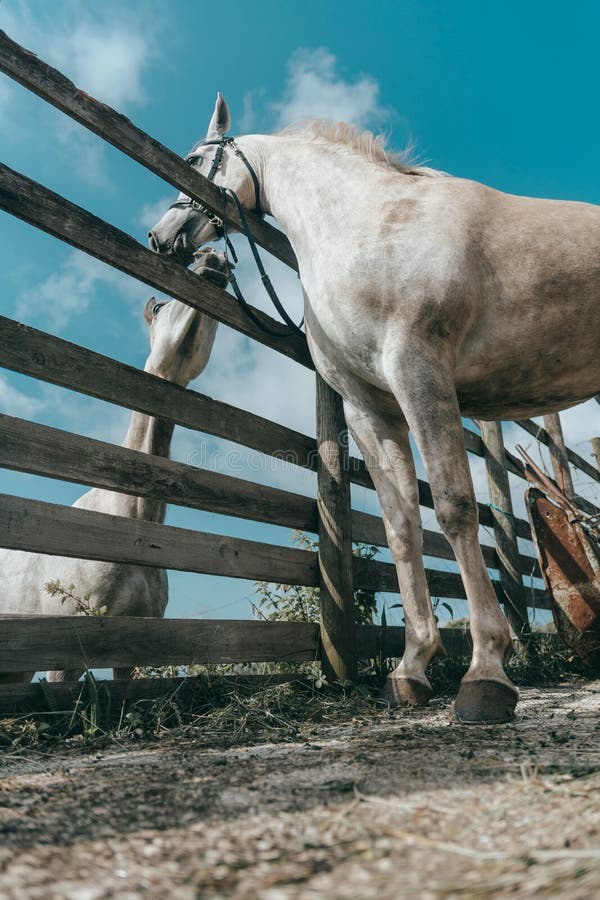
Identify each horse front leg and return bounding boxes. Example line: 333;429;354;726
385;346;518;723
343;397;442;706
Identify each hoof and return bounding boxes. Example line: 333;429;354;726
378;675;432;708
452;679;518;725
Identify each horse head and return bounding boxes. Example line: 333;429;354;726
143;249;230;385
148;94;258;266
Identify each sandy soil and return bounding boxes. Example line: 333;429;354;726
0;681;598;899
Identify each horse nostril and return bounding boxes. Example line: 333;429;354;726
148;232;158;252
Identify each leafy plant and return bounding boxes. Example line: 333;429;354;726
254;531;380;626
45;580;107;617
432;597;455;623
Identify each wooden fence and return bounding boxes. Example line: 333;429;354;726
0;31;598;714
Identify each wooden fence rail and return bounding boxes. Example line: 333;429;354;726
0;617;473;674
0;315;536;545
3;493;548;607
0;164;309;366
516;418;600;485
0;413;542;580
1;634;565;718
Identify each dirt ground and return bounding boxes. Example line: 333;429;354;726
0;681;598;899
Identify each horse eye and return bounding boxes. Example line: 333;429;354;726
186;155;201;166
152;303;166;317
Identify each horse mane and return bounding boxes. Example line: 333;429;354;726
276;119;447;178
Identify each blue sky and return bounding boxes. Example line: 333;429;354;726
0;0;599;623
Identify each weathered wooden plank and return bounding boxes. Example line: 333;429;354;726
0;316;316;464
0;165;310;367
0;490;547;630
462;426;485;458
354;557;465;599
0;493;319;586
316;376;356;682
0;30;297;270
0;491;471;602
0;319;535;542
0;617;471;676
0;617;319;672
353;556;550;609
0;674;300;717
0;628;563;715
351;507;539;578
356;625;559;660
0;413;542;582
0;413;319;533
356;624;473;660
480;420;531;643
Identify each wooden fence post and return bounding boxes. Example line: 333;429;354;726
316;373;356;683
479;420;531;649
543;413;575;499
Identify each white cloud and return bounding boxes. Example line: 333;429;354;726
271;48;386;130
0;77;13;130
238;89;263;133
137;195;177;232
50;25;150;109
0;374;44;419
0;2;161;187
38;383;132;447
1;4;156;110
14;250;149;332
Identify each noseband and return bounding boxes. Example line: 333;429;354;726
169;135;304;338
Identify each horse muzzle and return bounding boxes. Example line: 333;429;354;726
148;228;195;267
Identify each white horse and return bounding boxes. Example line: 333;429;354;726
0;251;228;683
149;95;600;723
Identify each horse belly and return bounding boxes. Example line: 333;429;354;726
455;320;600;419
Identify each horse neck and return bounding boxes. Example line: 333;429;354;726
107;349;186;523
241;135;370;248
116;408;175;523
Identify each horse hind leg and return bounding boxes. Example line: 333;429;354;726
384;345;517;724
343;397;442;707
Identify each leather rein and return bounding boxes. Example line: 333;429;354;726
170;136;304;338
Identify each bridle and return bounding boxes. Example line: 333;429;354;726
169;135;304;338
169;135;262;222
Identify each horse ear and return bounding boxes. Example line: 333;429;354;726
144;297;156;325
206;92;231;140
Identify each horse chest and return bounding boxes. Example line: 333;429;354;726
305;303;387;398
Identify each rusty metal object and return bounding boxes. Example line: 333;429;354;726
517;447;600;668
